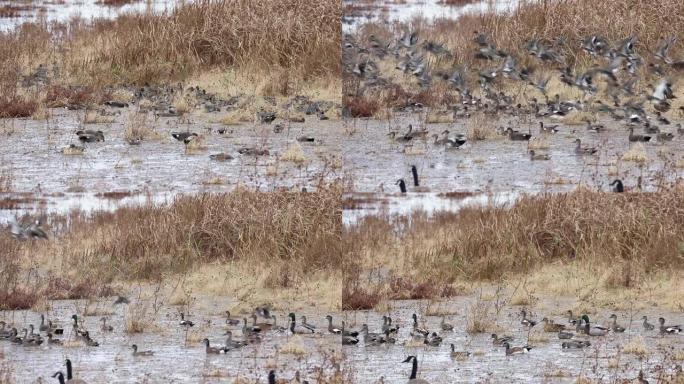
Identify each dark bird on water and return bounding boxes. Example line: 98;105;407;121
397;179;407;194
610;179;624;193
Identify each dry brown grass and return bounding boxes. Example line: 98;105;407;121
622;143;649;164
0;95;38;118
0;0;340;102
281;143;308;165
84;110;115;124
123;112;162;141
466;114;498;141
1;187;342;311
623;337;649;357
346;188;684;290
344;96;378;118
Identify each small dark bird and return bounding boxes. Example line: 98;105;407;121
171;132;198;142
397;179;407;194
76;130;105;143
411;165;419;187
610;179;624;193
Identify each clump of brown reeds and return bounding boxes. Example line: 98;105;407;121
0;0;340;89
55;187;342;281
46;85;103;108
347;188;684;284
123;112;161;141
0;96;38;118
465;114;499;140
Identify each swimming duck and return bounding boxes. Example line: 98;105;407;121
658;317;682;334
389;131;413;143
288;313;314;334
171;132;198;142
382;316;399;334
27;324;43;345
440;316;454;331
411;313;429;338
361;324;383;343
542;318;566;332
529;150;550;160
562;340;591;349
609;314;626;332
131;344;154;356
296;135;315;143
203;338;223;354
238;147;270;156
0;322;10;338
491;333;514;346
585;121;605;132
520;310;537;327
326;315;342;334
432;130;451;145
225;311;240;326
252;313;272;332
424;332;442;347
566;310;578;325
507;128;532;141
76;129;105;143
450;343;471;359
9;328;22;344
504;342;532;355
179;312;194;327
574;138;597;155
402;356;429;383
642;316;655;331
301;316;316;332
405;124;429;140
381;329;397;344
242;318;261;335
223;331;248;350
580;315;608;336
539;121;559;134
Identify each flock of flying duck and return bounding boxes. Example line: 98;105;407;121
345;29;683;167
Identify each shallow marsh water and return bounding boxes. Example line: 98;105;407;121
0;0;189;31
342;297;684;383
0;295;341;383
0;108;343;220
343;0;518;30
342;114;683;194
